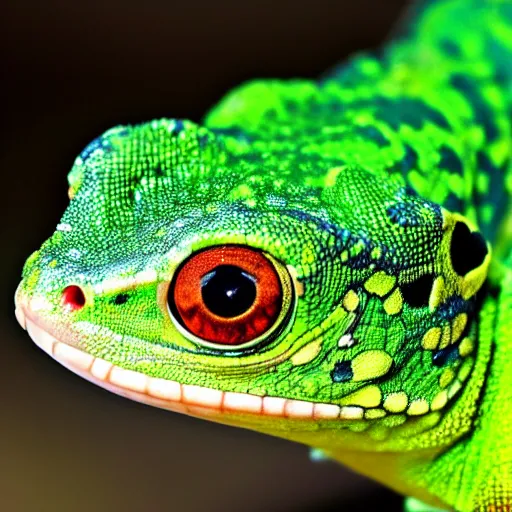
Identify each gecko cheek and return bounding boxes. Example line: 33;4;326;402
168;245;292;348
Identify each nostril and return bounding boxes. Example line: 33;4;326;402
62;285;86;311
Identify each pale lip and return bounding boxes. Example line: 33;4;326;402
14;291;363;422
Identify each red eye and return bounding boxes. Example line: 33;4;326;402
169;246;289;346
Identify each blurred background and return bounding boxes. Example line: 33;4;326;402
2;1;408;510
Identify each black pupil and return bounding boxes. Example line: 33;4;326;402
201;265;257;318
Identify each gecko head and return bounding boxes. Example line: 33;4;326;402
16;119;491;451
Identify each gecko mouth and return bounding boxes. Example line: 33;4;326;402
14;303;365;422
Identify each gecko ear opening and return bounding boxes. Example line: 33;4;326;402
450;222;488;276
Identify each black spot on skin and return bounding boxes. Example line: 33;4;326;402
355;125;390;147
477;151;500;180
331;361;353;383
485;36;512;85
443;191;464;214
80;136;108;160
386;202;424;227
439;146;463;174
401;274;435;308
375;97;450;130
432;343;460;367
401;145;419;174
437;296;468;321
347;98;450;132
434;315;471;368
451;74;499;142
285;100;300;114
198;133;215;150
450;222;488;276
440;39;462;57
214;128;252;142
172;120;185;134
113;293;129;305
474;151;509;235
404;185;418;197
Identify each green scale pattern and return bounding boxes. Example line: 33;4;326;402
17;1;512;510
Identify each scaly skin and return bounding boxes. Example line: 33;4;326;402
14;1;512;510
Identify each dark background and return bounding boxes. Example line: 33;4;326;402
2;1;407;510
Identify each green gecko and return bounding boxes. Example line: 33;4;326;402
14;0;512;510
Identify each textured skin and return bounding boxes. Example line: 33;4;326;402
15;1;512;510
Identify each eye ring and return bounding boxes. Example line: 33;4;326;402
167;245;295;350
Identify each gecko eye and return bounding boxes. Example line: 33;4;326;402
168;245;293;348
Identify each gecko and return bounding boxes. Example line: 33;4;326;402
14;0;512;510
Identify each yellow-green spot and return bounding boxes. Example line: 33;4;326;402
439;368;455;389
365;408;386;420
26;267;42;291
448;380;462;400
229;183;253;200
447;173;465;198
476;172;490;194
489;135;511;166
24;249;41;268
439;325;452;350
422;327;441;350
476;172;489;194
342;289;360;312
407;399;429;416
459;337;474;357
371;247;382;260
364;271;396;297
360;57;381;75
481;204;494;225
383;391;409;413
408;170;427;194
382;414;407;428
350;241;366;257
351;350;393;382
324;166;345;187
48;259;58;269
368;424;390;441
290;339;322;366
340;384;382;408
431;390;448;411
429;276;445;311
451;313;468;343
383;288;403;315
417;412;442;431
348;422;369;433
301;246;315;265
458;357;474;382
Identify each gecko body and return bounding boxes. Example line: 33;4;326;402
15;1;512;510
